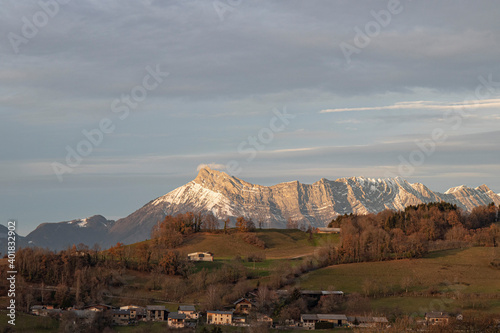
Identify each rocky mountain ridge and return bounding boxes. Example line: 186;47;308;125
25;167;500;250
107;167;500;245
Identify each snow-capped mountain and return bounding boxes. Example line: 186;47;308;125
22;168;500;250
107;167;500;246
25;215;115;251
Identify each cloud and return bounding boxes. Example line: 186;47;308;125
320;98;500;114
196;163;226;171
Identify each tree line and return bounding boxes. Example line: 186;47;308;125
330;202;500;263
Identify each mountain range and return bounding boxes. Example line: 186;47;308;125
13;167;500;251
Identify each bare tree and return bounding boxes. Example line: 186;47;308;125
205;284;223;310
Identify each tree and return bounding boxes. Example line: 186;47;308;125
401;276;412;293
203;212;219;232
346;292;371;314
151;218;183;249
137;242;152;271
205;285;223;310
223;218;230;234
286;218;298;229
236;216;255;232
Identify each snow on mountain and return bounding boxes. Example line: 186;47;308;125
107;167;500;246
23;167;499;250
26;215;114;251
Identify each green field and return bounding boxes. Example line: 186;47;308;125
176;229;339;259
296;247;500;315
297;247;500;293
0;310;59;332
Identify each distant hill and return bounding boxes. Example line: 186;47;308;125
0;223;28;257
128;228;339;260
25;215;114;251
25;167;500;250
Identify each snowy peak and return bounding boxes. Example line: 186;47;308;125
65;215;113;229
445;185;468;194
476;184;493;193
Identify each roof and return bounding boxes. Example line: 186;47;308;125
179;305;196;312
317;314;347;321
146;305;166;311
188;251;213;256
112;310;130;315
300;290;344;296
372;317;389;323
348;316;389;323
301;314;347;321
301;314;319;321
233;298;252;305
85;304;113;309
317;227;341;233
168;312;186;320
207;310;233;315
120;305;144;310
426;312;450;319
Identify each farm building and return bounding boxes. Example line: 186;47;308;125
187;251;214;261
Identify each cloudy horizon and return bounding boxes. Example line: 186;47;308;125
1;0;500;235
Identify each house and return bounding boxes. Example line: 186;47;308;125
301;314;347;329
187;251;214;262
120;305;146;321
31;306;63;318
300;290;344;297
146;305;168;321
31;305;45;316
207;310;233;325
256;314;273;325
112;309;131;325
168;312;187;328
85;304;113;312
425;312;450;325
347;316;389;328
233;316;246;325
178;305;199;319
233;298;253;314
316;227;341;234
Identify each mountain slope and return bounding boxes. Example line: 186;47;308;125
0;224;29;256
25;215;115;251
109;167;500;246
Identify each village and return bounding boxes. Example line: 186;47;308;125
28;293;461;331
24;251;467;332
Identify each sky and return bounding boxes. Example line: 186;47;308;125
1;0;500;235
